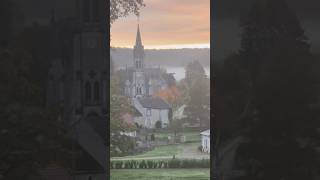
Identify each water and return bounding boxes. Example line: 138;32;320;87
116;66;210;82
165;66;210;81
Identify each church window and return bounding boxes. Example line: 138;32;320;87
83;0;90;22
85;81;91;103
94;81;100;102
136;61;139;69
147;108;151;116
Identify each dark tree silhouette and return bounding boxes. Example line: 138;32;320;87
212;0;320;179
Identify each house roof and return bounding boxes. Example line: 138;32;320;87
200;129;210;136
138;96;171;109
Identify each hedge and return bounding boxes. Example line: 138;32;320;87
110;159;210;169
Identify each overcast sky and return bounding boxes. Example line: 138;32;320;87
110;0;210;49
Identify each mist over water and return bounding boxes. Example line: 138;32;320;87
165;66;210;81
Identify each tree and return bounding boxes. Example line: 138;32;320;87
0;49;71;179
0;0;14;47
183;61;210;127
110;0;145;24
233;0;319;179
155;121;162;129
110;75;134;133
170;119;182;143
154;85;181;110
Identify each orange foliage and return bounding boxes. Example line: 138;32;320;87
154;85;180;105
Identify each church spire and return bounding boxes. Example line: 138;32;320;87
135;24;143;46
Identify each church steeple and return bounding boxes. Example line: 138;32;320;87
133;23;145;70
135;24;142;47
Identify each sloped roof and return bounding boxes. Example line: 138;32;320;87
138;96;171;109
200;129;210;136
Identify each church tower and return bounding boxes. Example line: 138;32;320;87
72;0;108;118
132;24;146;97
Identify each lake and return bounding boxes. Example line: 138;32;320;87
117;66;210;81
165;66;210;81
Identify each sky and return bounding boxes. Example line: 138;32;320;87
110;0;210;49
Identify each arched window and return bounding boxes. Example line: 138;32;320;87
136;61;139;69
83;0;90;22
94;81;99;101
85;81;91;103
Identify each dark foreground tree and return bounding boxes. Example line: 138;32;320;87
0;49;71;179
232;0;319;179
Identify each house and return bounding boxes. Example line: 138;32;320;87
133;96;171;128
200;129;210;153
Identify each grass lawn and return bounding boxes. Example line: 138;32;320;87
154;131;200;143
111;130;209;161
110;169;210;180
112;142;209;160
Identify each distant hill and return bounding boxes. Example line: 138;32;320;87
111;48;210;68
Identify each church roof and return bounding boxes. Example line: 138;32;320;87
138;96;171;109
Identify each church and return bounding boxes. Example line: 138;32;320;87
121;24;174;129
46;0;107;179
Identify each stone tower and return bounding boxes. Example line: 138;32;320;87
72;0;108;119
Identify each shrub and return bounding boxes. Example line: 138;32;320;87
110;161;114;169
168;159;180;168
115;161;123;169
155;121;162;129
139;160;147;168
147;160;154;168
165;161;169;168
151;134;155;141
130;160;137;169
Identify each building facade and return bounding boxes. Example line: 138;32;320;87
46;0;107;179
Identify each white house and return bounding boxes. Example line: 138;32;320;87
133;97;171;129
200;129;210;153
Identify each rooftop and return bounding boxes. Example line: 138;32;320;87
138;96;171;109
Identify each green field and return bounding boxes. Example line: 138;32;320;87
112;142;209;160
110;169;210;180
